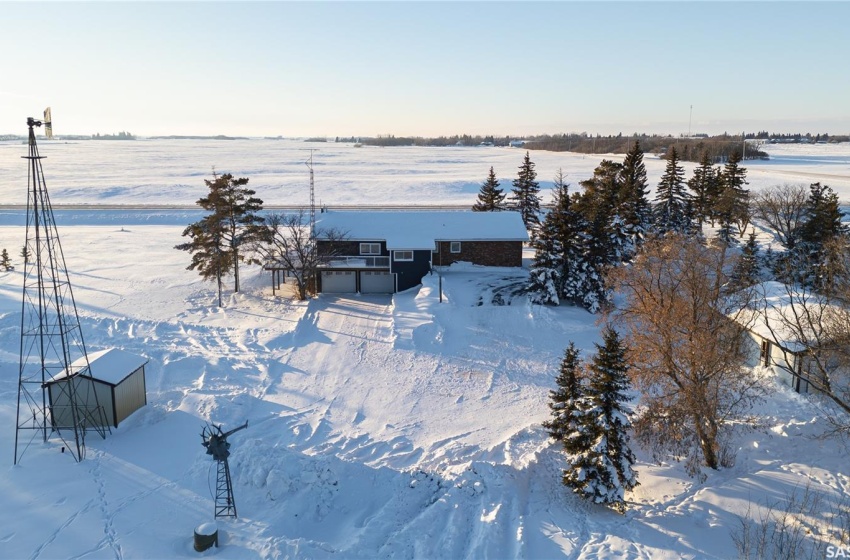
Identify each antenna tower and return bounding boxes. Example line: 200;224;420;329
14;113;109;464
202;422;248;518
306;150;316;238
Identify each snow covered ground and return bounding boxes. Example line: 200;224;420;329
1;138;849;208
0;141;848;558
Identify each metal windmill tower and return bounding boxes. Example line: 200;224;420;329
14;112;109;464
201;421;248;518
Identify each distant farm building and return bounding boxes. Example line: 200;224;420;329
47;348;149;429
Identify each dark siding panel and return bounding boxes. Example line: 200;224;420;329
391;250;432;291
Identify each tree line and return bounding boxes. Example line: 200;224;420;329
523;134;769;163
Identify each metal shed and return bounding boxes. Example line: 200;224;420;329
47;348;149;429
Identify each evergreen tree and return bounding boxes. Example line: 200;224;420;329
799;182;846;249
576;160;622;225
797;182;848;289
20;245;31;262
529;171;574;305
731;231;761;289
687;151;717;227
571;161;630;312
562;328;638;512
176;172;265;302
653;147;691;235
576;160;630;263
472;166;506;212
528;216;562;305
617;141;651;247
549;171;584;302
561;204;593;307
716;151;750;237
543;343;585;443
510;151;542;232
1;248;12;271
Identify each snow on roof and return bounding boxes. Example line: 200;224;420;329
316;211;529;250
733;281;838;352
73;348;149;385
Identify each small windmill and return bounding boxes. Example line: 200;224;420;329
201;421;248;518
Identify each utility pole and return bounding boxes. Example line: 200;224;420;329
688;105;693;138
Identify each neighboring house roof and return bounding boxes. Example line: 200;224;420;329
734;281;837;353
315;211;529;250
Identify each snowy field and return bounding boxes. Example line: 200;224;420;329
1;138;850;209
0;140;848;558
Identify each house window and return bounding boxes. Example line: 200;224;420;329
394;250;413;262
793;356;810;394
360;243;381;255
450;241;461;253
760;340;771;367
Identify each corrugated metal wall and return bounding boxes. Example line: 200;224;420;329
48;376;113;429
113;367;146;426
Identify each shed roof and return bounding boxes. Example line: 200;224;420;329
69;348;149;386
732;281;839;353
316;211;528;250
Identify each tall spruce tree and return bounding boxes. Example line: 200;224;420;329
472;166;506;212
716;151;750;238
510;151;542;232
528;170;583;305
543;343;586;444
653;147;691;235
577;160;622;224
571;160;629;312
529;171;572;305
618;141;651;247
687;151;717;227
799;182;846;249
528;216;562;305
797;182;847;289
176;172;265;301
550;172;584;303
561;203;594;307
562;328;638;512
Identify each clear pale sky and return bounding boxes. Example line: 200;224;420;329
2;1;848;138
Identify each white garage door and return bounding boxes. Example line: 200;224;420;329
322;271;356;293
360;271;395;293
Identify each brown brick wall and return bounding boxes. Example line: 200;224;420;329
433;241;522;267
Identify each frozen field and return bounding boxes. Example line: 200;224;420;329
0;140;847;558
1;138;849;208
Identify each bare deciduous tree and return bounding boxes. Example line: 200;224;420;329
752;184;808;250
251;211;347;300
607;234;767;478
732;480;850;560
